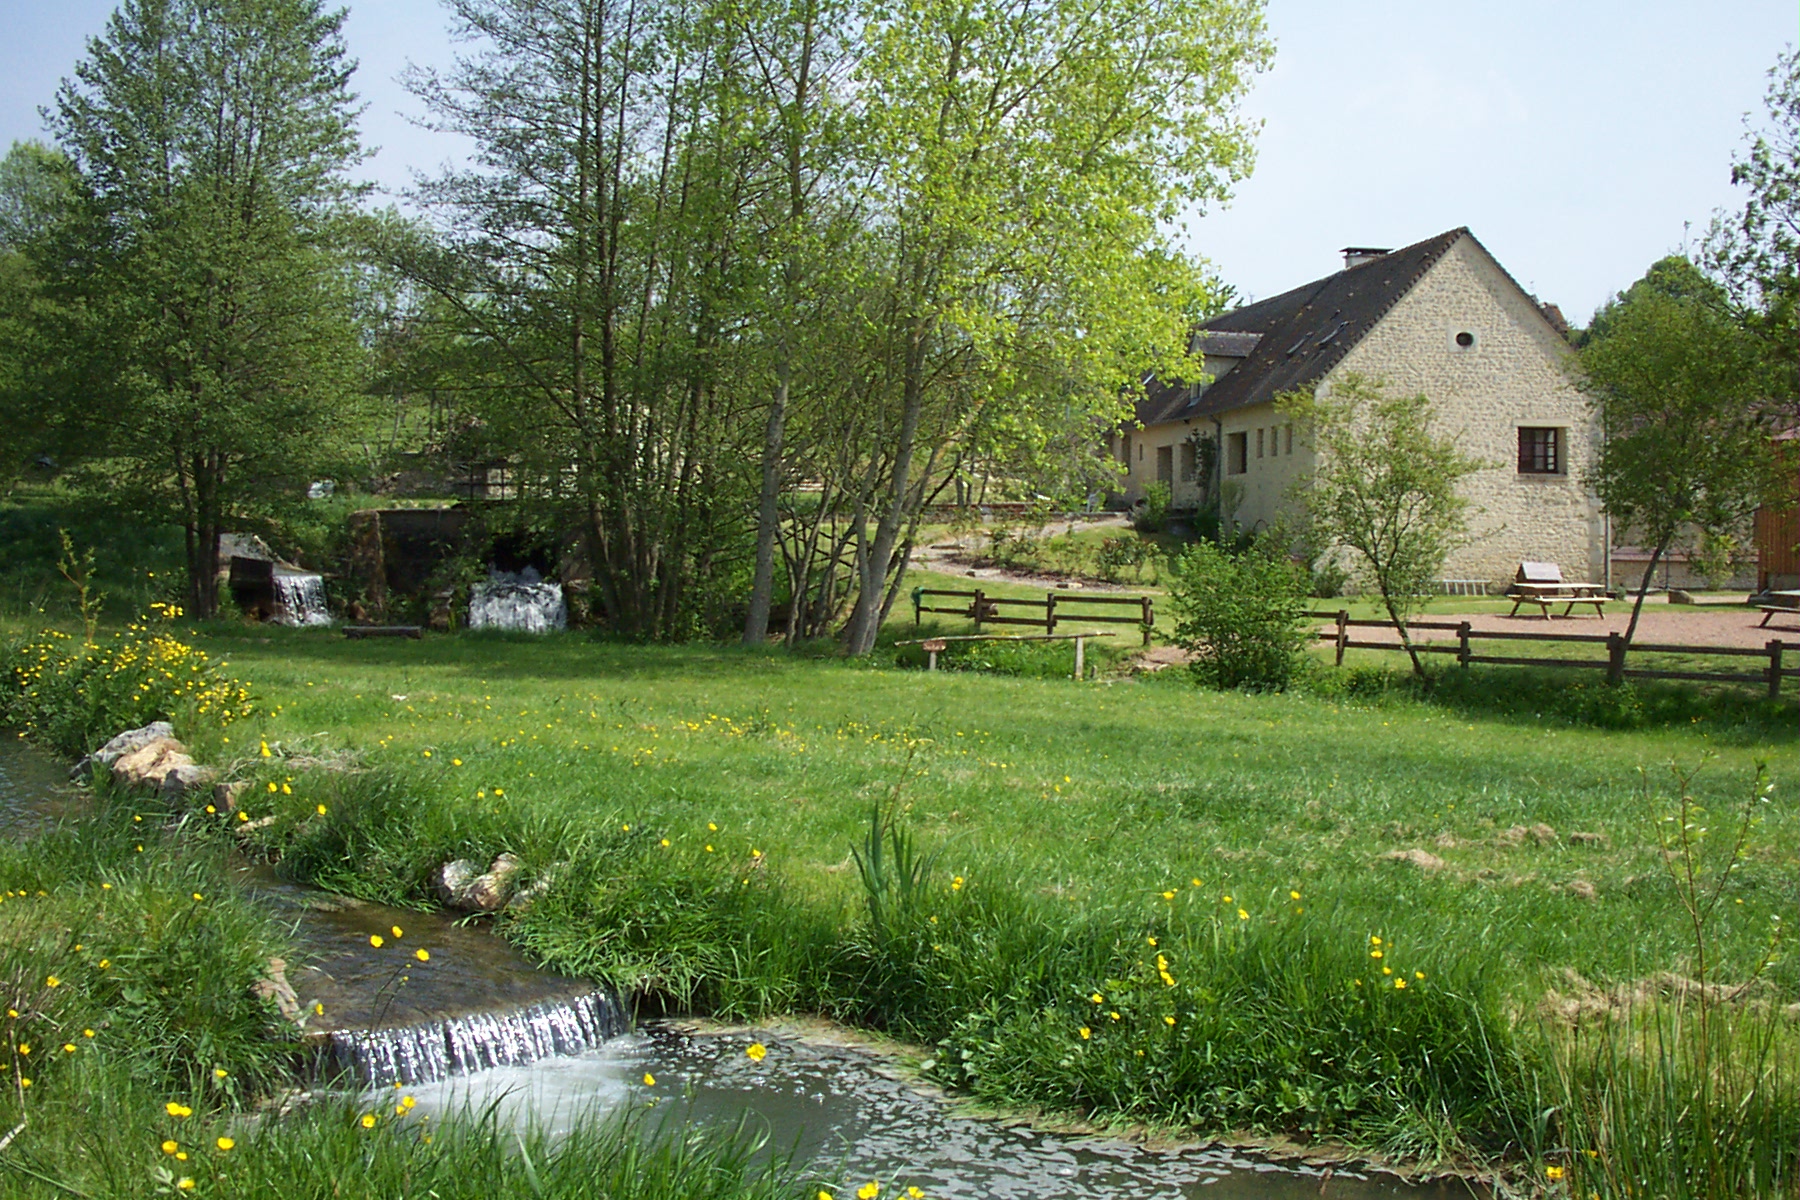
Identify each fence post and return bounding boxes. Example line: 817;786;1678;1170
1606;631;1626;685
1141;596;1153;646
1046;592;1057;635
973;589;984;633
1335;610;1349;667
1768;640;1783;700
912;586;922;627
1457;621;1471;669
1073;635;1085;681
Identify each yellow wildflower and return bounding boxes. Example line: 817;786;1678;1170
746;1043;767;1062
215;1137;234;1151
360;1114;376;1129
415;949;430;962
642;1073;655;1086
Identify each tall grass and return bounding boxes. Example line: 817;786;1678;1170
1547;994;1796;1198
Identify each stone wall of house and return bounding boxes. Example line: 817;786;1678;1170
1325;236;1604;587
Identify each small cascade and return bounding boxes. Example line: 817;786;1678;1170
467;568;566;633
273;572;332;626
327;990;627;1086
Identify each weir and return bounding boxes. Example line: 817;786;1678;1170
328;990;628;1086
273;570;332;626
468;569;566;633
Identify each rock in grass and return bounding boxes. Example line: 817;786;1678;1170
112;738;201;791
71;721;178;778
253;957;304;1026
436;859;483;908
160;761;217;801
466;853;523;912
1382;848;1448;872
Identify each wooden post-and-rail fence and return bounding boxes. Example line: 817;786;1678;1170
1312;610;1800;699
913;587;1155;644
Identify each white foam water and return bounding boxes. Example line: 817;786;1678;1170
328;991;627;1086
273;573;332;626
468;573;567;633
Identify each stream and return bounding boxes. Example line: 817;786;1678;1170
1;736;1475;1199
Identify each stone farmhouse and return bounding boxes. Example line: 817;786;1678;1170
1113;227;1606;589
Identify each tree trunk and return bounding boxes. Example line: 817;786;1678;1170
743;362;789;644
1620;537;1670;656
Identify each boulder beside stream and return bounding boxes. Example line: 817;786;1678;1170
107;734;216;800
70;721;176;779
436;853;525;912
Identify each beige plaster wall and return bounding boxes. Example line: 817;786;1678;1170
1322;237;1602;586
1121;237;1602;589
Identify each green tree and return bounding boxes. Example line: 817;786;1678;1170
834;0;1270;654
1579;269;1785;649
0;142;79;484
41;0;367;616
1281;375;1482;678
1705;48;1799;387
1167;536;1310;691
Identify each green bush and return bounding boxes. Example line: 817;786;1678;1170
1131;481;1172;533
1166;539;1312;690
0;614;255;755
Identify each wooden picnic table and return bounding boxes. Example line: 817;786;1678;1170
1758;590;1800;627
1507;581;1609;619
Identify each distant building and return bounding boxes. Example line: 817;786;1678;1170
1116;227;1604;589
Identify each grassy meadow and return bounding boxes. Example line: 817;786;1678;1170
177;621;1796;1182
0;495;1793;1193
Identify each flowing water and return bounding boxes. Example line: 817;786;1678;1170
0;737;82;834
0;737;1474;1198
395;1025;1474;1199
468;570;567;633
273;571;332;626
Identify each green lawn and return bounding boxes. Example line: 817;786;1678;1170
204;625;1792;1002
3;575;1794;1186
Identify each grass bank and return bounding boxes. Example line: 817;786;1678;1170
162;623;1796;1188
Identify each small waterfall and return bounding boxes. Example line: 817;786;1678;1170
327;990;627;1086
273;572;332;626
468;569;567;634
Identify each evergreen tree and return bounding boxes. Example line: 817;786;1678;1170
42;0;367;615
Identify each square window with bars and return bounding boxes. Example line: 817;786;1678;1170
1517;426;1562;474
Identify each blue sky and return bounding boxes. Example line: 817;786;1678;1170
2;0;1792;320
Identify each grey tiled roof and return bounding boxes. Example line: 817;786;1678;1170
1137;227;1469;427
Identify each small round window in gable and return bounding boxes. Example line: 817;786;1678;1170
1454;330;1476;348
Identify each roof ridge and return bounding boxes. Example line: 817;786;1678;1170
1132;228;1471;427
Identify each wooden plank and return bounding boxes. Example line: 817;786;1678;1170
1339;619;1465;631
1466;654;1606;669
1628;642;1768;657
1623;669;1767;684
1341;640;1461;654
1466;629;1612;644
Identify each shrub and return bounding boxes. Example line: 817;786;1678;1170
1131;481;1172;533
1166;539;1311;690
0;610;255;755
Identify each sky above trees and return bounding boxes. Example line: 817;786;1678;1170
0;0;1792;321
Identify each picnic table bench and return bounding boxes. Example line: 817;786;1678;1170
1757;590;1800;627
1506;562;1609;619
